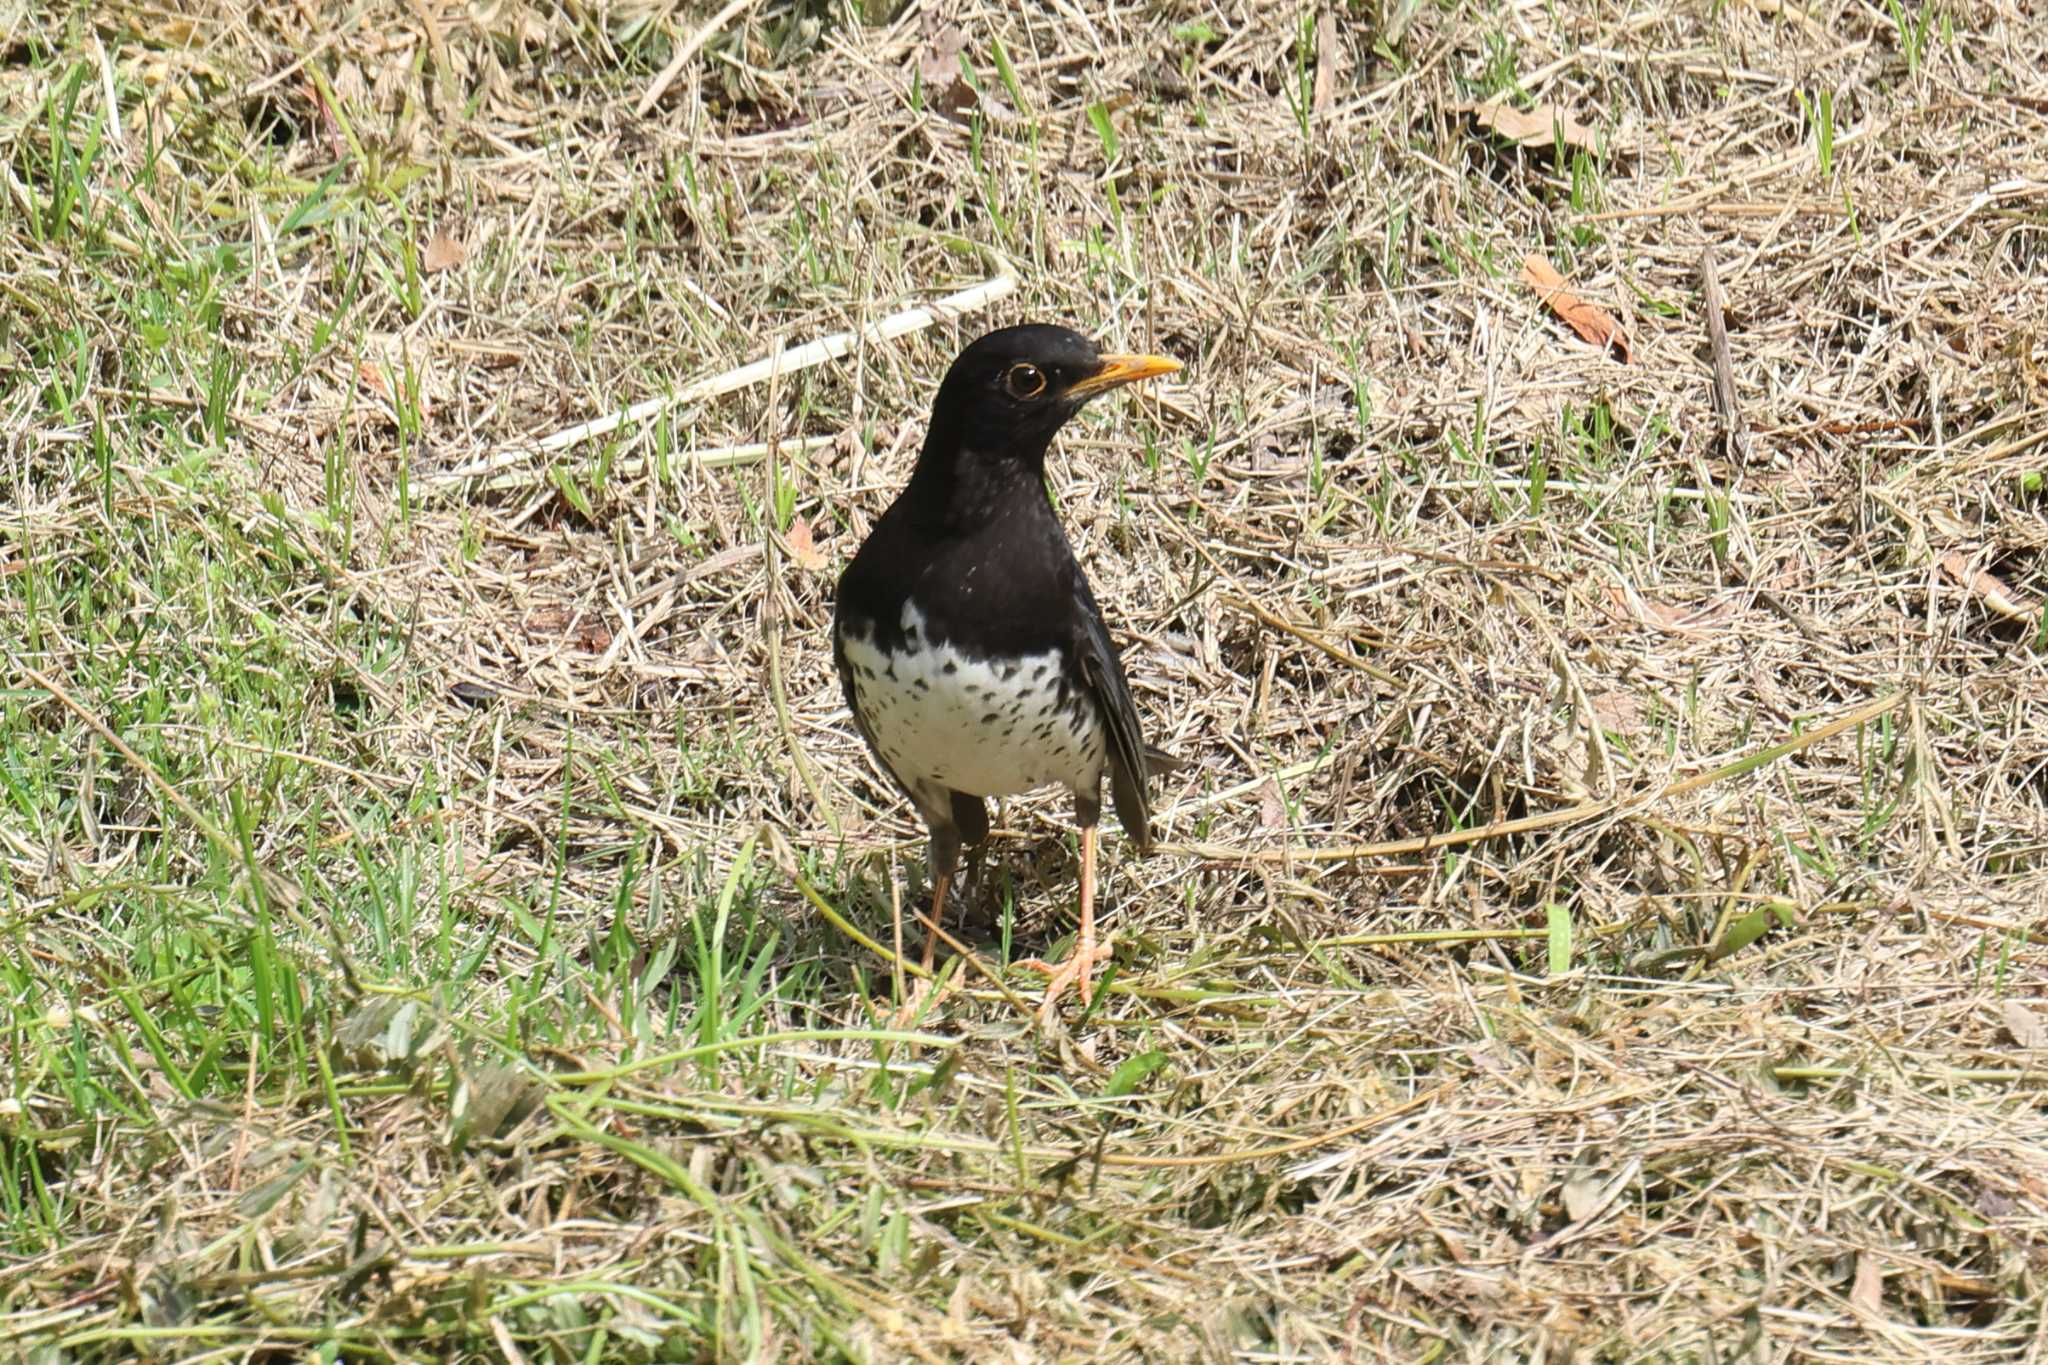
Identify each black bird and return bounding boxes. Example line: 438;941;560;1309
833;324;1181;1023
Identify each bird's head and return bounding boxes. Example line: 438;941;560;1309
923;324;1181;468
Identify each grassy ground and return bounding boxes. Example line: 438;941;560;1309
4;0;2047;1359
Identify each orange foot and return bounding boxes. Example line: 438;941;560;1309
1016;931;1113;1027
1017;824;1109;1027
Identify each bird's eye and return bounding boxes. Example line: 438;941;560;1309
1005;363;1047;399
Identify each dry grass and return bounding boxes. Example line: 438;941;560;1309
4;0;2048;1358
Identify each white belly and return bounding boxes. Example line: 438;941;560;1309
840;605;1105;799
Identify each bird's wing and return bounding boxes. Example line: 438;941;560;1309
1072;574;1157;851
949;790;990;845
832;626;918;801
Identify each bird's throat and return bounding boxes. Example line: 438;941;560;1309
901;440;1057;534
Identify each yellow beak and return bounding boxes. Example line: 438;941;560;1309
1065;352;1182;400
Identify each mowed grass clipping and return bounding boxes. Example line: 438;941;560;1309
4;1;2048;1360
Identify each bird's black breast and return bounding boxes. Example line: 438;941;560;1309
834;478;1081;665
833;475;1121;808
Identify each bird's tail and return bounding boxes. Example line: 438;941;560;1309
1142;745;1184;779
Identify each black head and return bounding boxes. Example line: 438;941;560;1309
922;324;1181;468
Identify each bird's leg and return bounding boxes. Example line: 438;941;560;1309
920;822;963;970
962;831;988;899
921;871;950;971
889;823;960;1027
1018;822;1112;1025
1071;822;1102;1005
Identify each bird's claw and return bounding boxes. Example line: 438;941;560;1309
1016;932;1114;1027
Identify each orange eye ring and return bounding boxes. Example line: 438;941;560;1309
1005;363;1047;399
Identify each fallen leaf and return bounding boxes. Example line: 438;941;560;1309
2002;999;2048;1050
447;1061;542;1151
915;15;975;124
1561;1171;1606;1222
523;605;568;636
785;517;827;573
680;542;765;586
354;333;446;422
1522;255;1631;361
1602;583;1727;634
1632;597;1691;631
1938;551;2039;622
1312;12;1338;116
450;681;497;708
1586;689;1646;735
572;613;613;653
422;227;465;273
1259;777;1286;830
523;605;614;651
471;0;556;49
330;59;370;113
1849;1254;1885;1315
1467;100;1599;155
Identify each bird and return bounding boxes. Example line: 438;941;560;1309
833;323;1182;1024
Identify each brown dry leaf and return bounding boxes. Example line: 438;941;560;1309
915;15;975;124
1259;777;1286;830
471;0;556;49
1587;689;1646;735
1632;597;1690;632
354;334;447;421
785;517;827;573
1849;1254;1885;1316
1467;100;1599;154
2002;999;2048;1050
1312;12;1338;116
1603;584;1725;634
369;41;422;126
1521;255;1631;362
518;601;612;653
423;227;466;273
523;605;568;637
530;608;613;654
1561;1171;1606;1222
1938;551;2039;622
